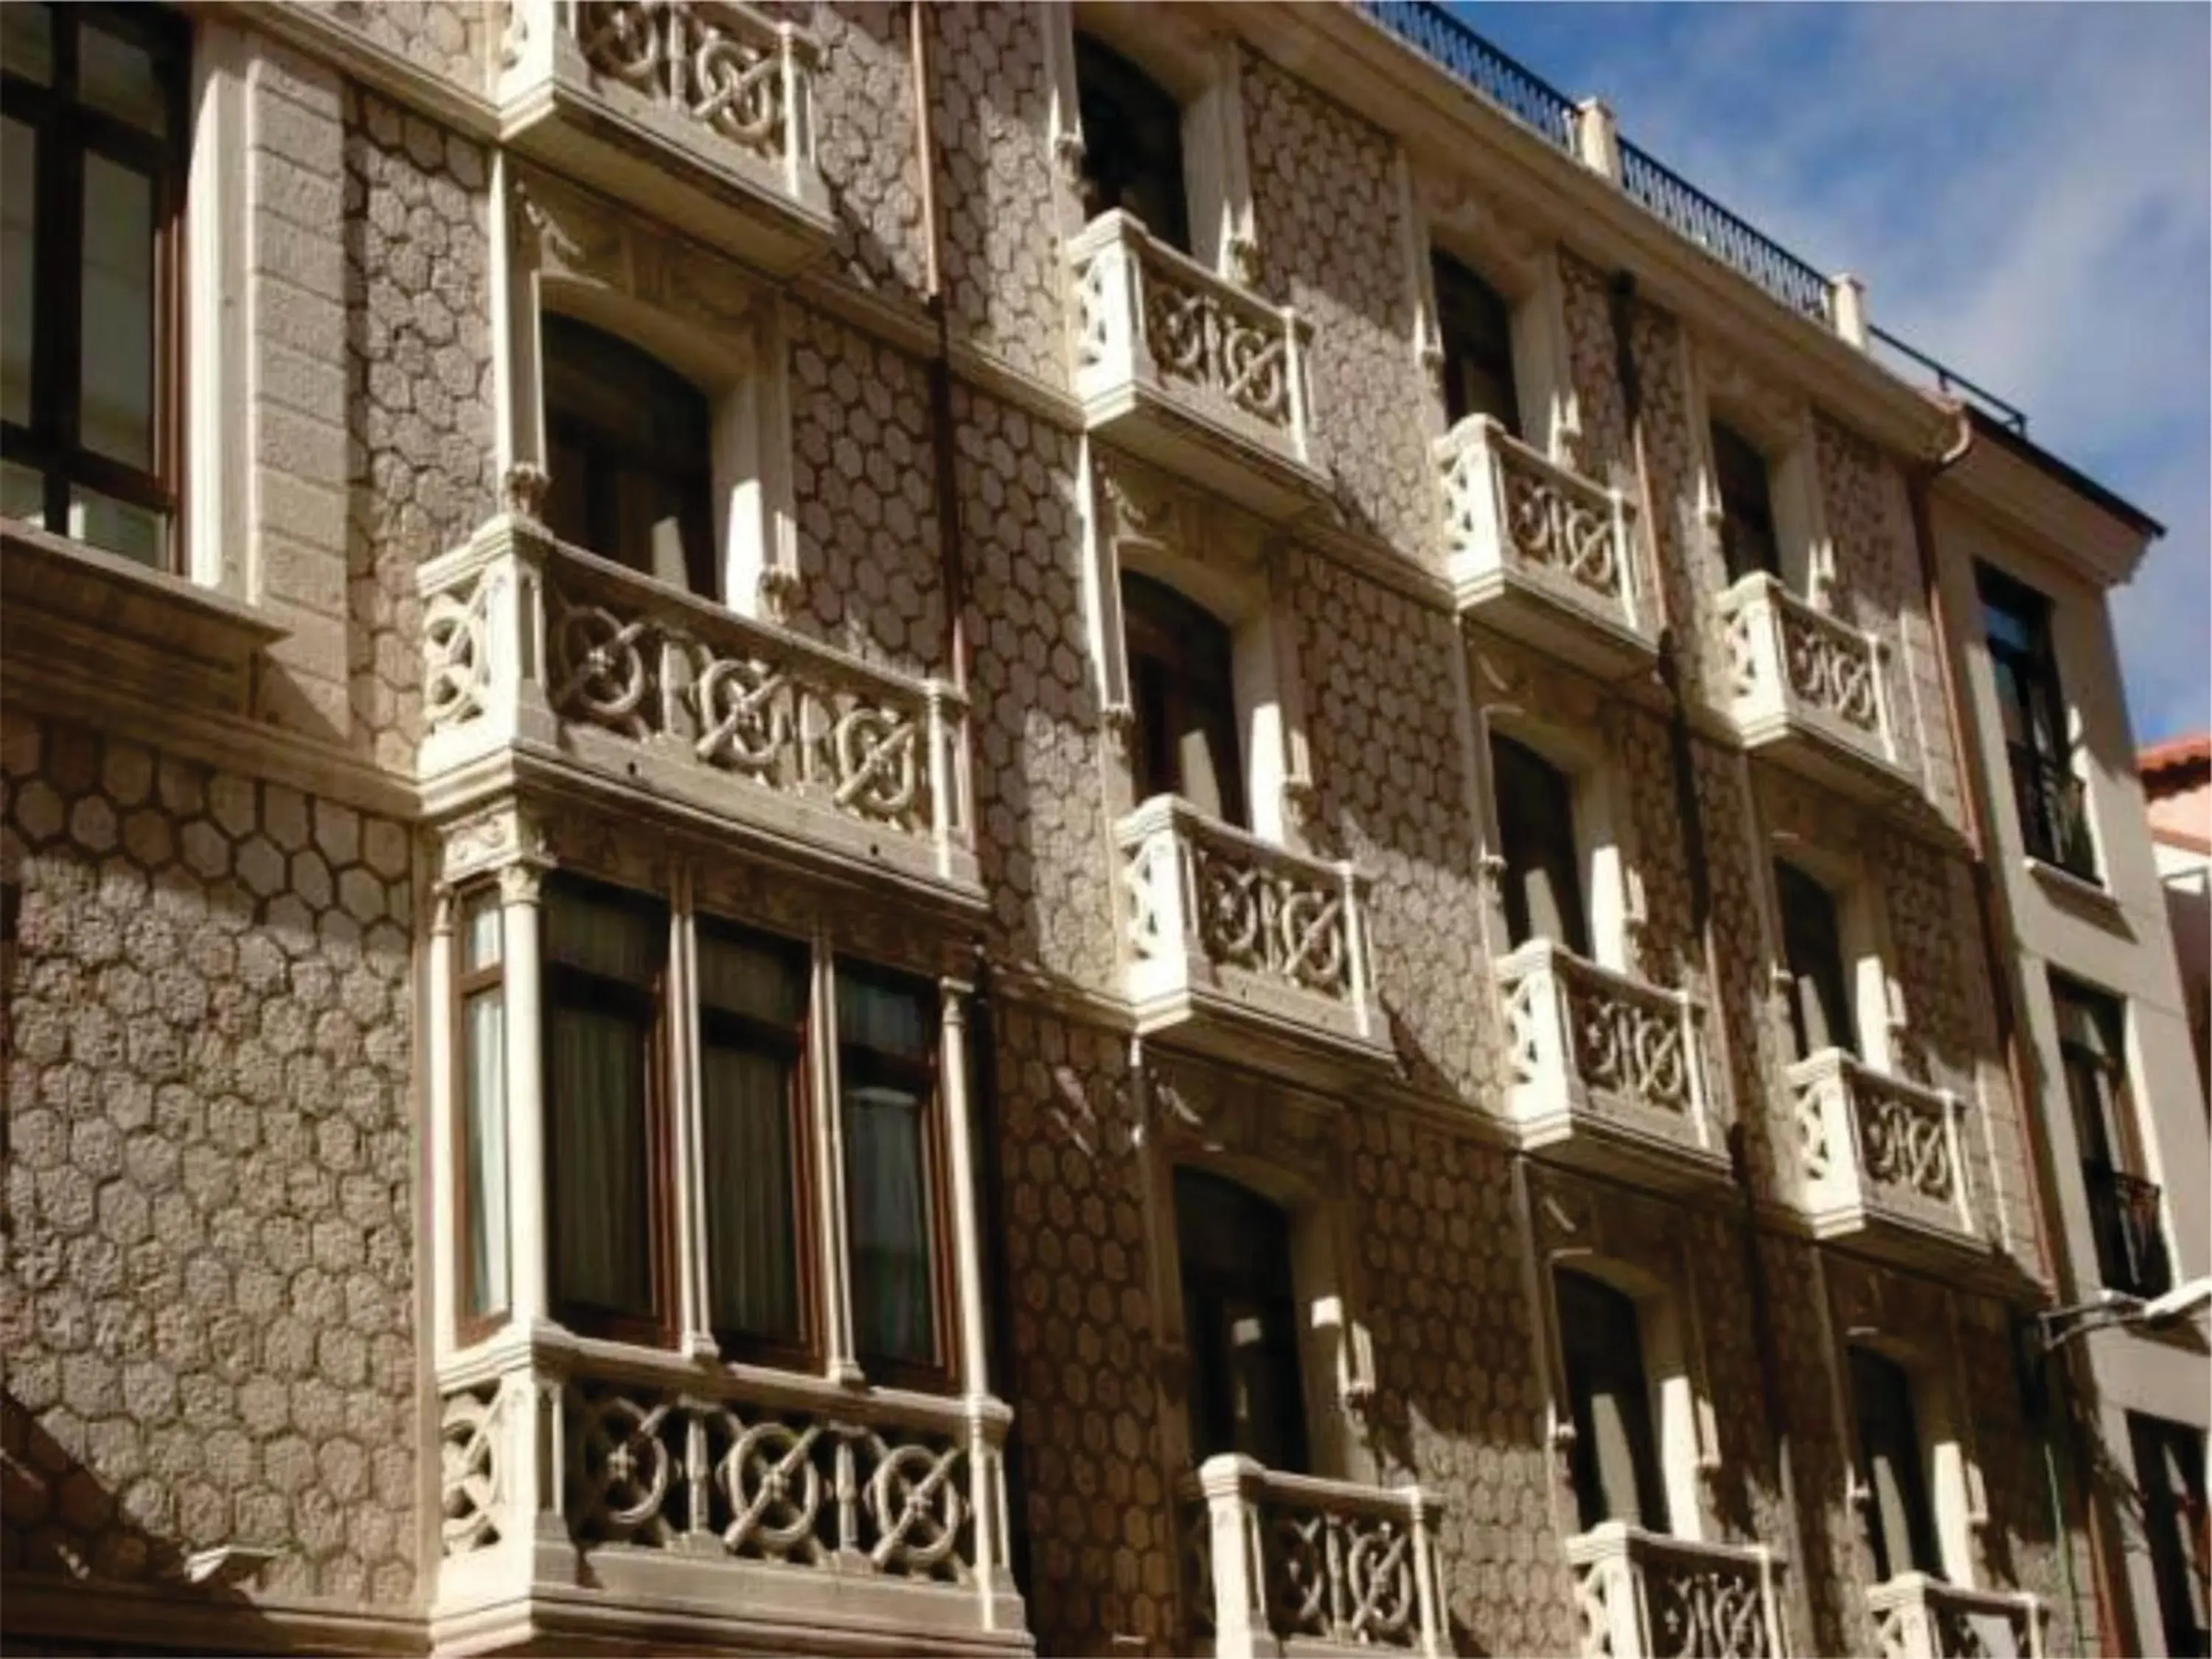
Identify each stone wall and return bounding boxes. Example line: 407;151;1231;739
0;712;418;1610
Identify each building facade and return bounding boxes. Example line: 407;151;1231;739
2142;736;2210;1102
0;3;2194;1656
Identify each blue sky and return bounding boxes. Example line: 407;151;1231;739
1458;2;2208;742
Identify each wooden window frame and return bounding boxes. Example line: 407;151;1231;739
1;2;189;569
542;876;678;1350
1173;1165;1311;1477
2129;1412;2211;1658
695;916;821;1373
451;883;511;1349
1554;1267;1671;1536
1848;1344;1945;1583
835;959;958;1395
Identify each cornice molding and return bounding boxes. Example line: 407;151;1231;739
1227;3;1960;464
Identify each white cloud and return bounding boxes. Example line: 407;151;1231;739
1483;4;2209;737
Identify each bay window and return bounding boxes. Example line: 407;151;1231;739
441;862;969;1394
0;1;187;568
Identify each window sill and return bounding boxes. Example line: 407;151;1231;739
2023;855;2126;924
0;516;283;716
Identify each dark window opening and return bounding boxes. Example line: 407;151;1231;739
1711;420;1779;584
1978;563;2095;878
542;311;717;597
1074;32;1189;255
1555;1269;1669;1534
1;1;189;568
1849;1346;1944;1582
838;961;950;1390
543;877;672;1346
1122;569;1245;827
1775;860;1855;1060
698;921;815;1366
1491;731;1590;956
1175;1168;1307;1475
2129;1413;2211;1658
2052;975;2171;1298
1434;252;1520;436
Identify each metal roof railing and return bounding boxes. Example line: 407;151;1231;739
1360;0;1578;153
1360;1;2032;433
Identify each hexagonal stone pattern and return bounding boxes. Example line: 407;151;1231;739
1;711;417;1607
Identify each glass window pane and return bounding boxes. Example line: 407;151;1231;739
2;117;33;428
460;892;502;973
1174;1168;1309;1475
837;968;933;1059
1556;1270;1669;1534
80;153;156;470
69;485;163;566
698;925;805;1023
545;884;661;985
547;1002;655;1318
1;457;41;526
460;986;509;1323
80;24;167;136
843;1080;935;1365
1;4;53;86
702;1042;800;1343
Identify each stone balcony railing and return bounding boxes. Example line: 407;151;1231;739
1068;211;1322;519
1717;574;1910;799
1497;939;1725;1183
1181;1455;1447;1658
1787;1050;1986;1261
1565;1523;1788;1659
1867;1573;2046;1659
1436;416;1657;676
1116;796;1387;1065
498;0;835;273
434;1343;1024;1652
417;515;976;893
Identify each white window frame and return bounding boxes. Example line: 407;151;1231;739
492;158;799;616
1079;442;1313;846
1045;4;1258;285
1407;167;1580;465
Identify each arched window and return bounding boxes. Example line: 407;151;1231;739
1075;32;1189;255
1434;253;1520;436
1774;859;1855;1061
1555;1268;1669;1534
542;311;716;597
1492;731;1590;957
1175;1168;1307;1474
1123;569;1246;827
1849;1346;1944;1582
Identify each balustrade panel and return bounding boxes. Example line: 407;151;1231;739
1788;1051;1980;1249
1868;1574;2044;1659
1719;576;1901;787
1567;1524;1784;1659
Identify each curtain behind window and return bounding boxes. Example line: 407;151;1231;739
1850;1346;1943;1581
1556;1270;1669;1534
699;926;808;1350
461;984;508;1320
1775;860;1855;1060
838;970;937;1370
544;883;663;1334
1491;732;1590;956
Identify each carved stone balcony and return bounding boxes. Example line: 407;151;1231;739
498;0;835;274
1068;211;1324;521
1868;1573;2046;1659
1566;1523;1787;1659
1496;940;1727;1187
1436;417;1657;678
1116;796;1388;1073
1181;1455;1446;1658
433;1342;1026;1655
1717;573;1913;800
417;515;977;896
1786;1050;1990;1267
